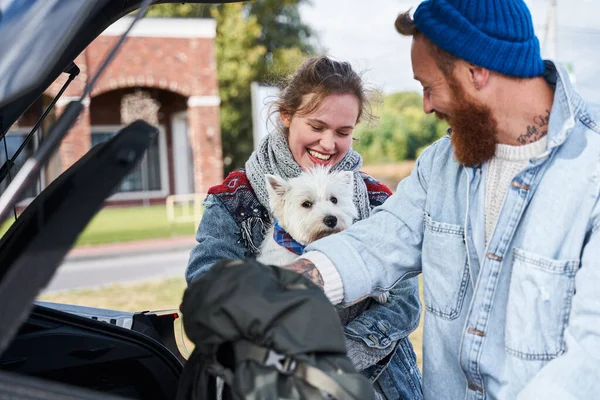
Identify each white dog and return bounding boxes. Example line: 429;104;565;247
257;166;358;266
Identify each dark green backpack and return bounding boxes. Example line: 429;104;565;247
176;259;375;400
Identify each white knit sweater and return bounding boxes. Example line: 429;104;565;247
485;136;548;243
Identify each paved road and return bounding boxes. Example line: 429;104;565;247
44;248;192;293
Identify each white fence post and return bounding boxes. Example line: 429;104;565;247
165;193;204;232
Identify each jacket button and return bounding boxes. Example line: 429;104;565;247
377;321;390;333
486;252;503;261
511;179;530;190
468;381;484;392
467;327;485;337
368;334;379;346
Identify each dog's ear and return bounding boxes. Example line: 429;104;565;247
265;175;289;199
265;175;288;215
338;171;354;189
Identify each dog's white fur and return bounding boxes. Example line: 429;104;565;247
257;166;358;266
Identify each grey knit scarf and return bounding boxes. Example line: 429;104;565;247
245;131;371;221
246;133;391;372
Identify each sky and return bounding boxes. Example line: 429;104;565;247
299;0;600;103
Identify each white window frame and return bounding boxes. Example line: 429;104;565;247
91;124;169;201
2;126;46;205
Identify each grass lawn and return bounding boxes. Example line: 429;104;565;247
40;277;188;311
1;205;198;247
362;161;416;189
75;205;197;246
409;277;425;370
40;276;426;370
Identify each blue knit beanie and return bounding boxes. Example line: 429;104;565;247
413;0;545;77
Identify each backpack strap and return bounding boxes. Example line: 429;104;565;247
231;340;354;400
295;363;354;400
232;341;297;374
175;350;219;400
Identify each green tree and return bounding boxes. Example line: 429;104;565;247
354;91;448;164
247;0;314;78
146;3;212;18
211;4;266;171
147;1;315;173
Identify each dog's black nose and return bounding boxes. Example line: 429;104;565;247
323;215;337;228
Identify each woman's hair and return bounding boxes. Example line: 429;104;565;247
270;56;376;134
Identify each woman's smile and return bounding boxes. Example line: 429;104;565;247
307;149;335;164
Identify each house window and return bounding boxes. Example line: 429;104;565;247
0;130;42;199
91;127;166;196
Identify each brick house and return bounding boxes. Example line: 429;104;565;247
5;17;223;205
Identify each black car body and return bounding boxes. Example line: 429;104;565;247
0;1;241;398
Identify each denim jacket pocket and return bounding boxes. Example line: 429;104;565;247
505;248;579;360
422;213;469;320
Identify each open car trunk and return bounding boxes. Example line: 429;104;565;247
0;1;244;399
1;304;182;399
0;121;185;399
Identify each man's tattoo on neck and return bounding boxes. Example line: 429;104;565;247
533;109;550;127
284;258;324;288
517;109;550;145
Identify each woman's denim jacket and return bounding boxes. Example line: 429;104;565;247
186;170;423;399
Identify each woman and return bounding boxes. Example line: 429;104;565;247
186;56;422;399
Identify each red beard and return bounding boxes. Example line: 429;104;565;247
443;79;497;166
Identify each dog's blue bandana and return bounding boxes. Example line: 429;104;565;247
273;219;305;255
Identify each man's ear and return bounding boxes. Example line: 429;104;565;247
467;63;490;91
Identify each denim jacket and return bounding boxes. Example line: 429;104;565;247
186;170;423;399
307;61;600;399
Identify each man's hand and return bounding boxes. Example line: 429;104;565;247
281;258;325;289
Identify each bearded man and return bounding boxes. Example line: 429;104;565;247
274;0;600;398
